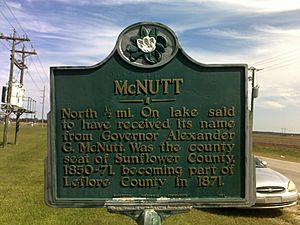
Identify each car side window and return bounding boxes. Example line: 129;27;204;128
255;158;266;168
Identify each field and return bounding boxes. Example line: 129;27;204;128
253;132;300;163
0;125;299;225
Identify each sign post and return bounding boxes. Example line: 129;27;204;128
45;22;255;224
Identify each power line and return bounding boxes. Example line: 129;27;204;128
36;54;49;81
0;0;49;93
26;70;42;91
0;39;11;51
260;58;300;73
257;53;300;67
29;55;47;86
15;45;37;84
256;53;300;68
253;48;300;66
0;2;16;30
1;0;28;37
29;43;49;82
250;47;300;73
261;56;300;70
0;29;32;147
1;0;49;86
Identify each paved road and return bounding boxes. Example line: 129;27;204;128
257;156;300;192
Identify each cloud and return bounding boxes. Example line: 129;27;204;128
45;0;300;13
257;100;286;109
3;1;22;10
189;0;300;12
1;0;300;131
197;28;256;40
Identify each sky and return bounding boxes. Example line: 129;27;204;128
0;0;300;133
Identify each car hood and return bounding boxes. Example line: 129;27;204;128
256;168;289;188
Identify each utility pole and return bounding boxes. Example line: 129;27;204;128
13;45;36;144
15;44;37;85
249;67;263;113
248;66;263;156
0;30;30;147
40;86;45;128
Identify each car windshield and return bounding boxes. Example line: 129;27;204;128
255;158;266;168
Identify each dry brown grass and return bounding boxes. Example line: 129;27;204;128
253;132;300;149
253;132;300;163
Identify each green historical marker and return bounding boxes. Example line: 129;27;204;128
45;22;255;221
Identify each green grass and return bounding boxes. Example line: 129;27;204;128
0;125;299;225
253;144;300;163
253;133;300;163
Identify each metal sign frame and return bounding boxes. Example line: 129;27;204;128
45;22;255;210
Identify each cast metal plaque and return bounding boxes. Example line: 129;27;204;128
45;22;255;208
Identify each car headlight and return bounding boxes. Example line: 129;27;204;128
288;180;297;192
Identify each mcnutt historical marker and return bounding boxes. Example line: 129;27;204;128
45;22;255;222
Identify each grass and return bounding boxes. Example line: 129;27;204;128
253;132;300;163
0;125;299;225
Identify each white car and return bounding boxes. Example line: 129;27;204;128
253;158;298;208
